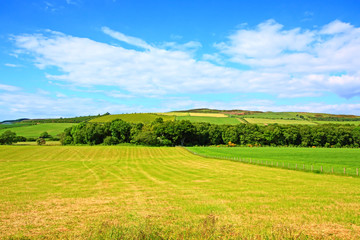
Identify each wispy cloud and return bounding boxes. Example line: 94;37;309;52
11;20;360;100
102;27;153;50
4;63;21;68
0;84;21;92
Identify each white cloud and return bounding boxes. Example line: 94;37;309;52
0;84;21;92
13;28;248;96
102;27;153;50
216;19;360;98
0;91;145;121
4;63;21;68
11;20;360;100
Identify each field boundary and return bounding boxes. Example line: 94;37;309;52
184;147;360;177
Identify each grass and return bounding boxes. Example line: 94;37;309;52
244;117;315;125
0;122;34;130
313;121;360;125
188;146;360;176
0;123;77;138
89;113;175;123
1;145;360;239
243;112;304;120
176;116;241;125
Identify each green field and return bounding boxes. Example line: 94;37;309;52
1;145;360;239
0;122;34;130
313;121;360;125
244;117;315;125
0;123;77;138
90;113;175;123
176;116;241;125
241;112;304;120
188;147;360;175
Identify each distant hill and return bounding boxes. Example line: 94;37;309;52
2;109;360;127
0;118;29;124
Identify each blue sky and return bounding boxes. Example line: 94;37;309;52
1;0;360;120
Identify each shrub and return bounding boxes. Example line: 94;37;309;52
36;138;46;145
103;136;119;145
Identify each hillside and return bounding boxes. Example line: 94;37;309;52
89;113;175;123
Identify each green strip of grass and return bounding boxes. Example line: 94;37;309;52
0;123;77;138
188;146;360;175
89;113;174;123
176;116;241;125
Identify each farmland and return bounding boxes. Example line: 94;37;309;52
1;145;360;239
0;123;77;138
176;116;241;125
89;113;175;123
243;118;316;125
189;147;360;176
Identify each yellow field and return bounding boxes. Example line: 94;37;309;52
244;118;316;125
1;145;360;239
160;112;228;117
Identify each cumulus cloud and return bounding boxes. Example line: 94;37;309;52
13;28;248;96
216;19;360;98
11;20;360;99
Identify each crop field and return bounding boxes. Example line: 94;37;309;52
0;123;77;138
242;112;304;120
0;122;34;130
1;146;360;239
176;116;241;125
189;147;360;176
244;118;315;125
89;113;175;123
313;121;360;125
161;112;228;117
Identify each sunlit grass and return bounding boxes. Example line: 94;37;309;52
1;145;360;239
0;123;77;138
89;113;175;123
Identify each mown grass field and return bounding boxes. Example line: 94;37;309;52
0;123;77;138
241;112;304;119
313;121;360;125
244;117;315;125
89;113;175;123
176;116;241;125
189;146;360;176
1;146;360;239
162;112;228;118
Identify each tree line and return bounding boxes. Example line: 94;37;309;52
60;118;360;148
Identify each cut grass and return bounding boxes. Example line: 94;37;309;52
176;116;241;125
244;117;315;125
243;112;304;120
188;146;360;176
89;113;175;123
160;112;228;117
1;145;360;239
0;123;77;138
313;121;360;125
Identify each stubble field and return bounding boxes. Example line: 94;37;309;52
1;145;360;239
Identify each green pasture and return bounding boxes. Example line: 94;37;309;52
0;122;34;130
313;121;360;125
176;116;241;125
242;112;304;120
243;117;315;125
188;146;360;175
89;113;174;123
0;123;77;138
1;145;360;239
